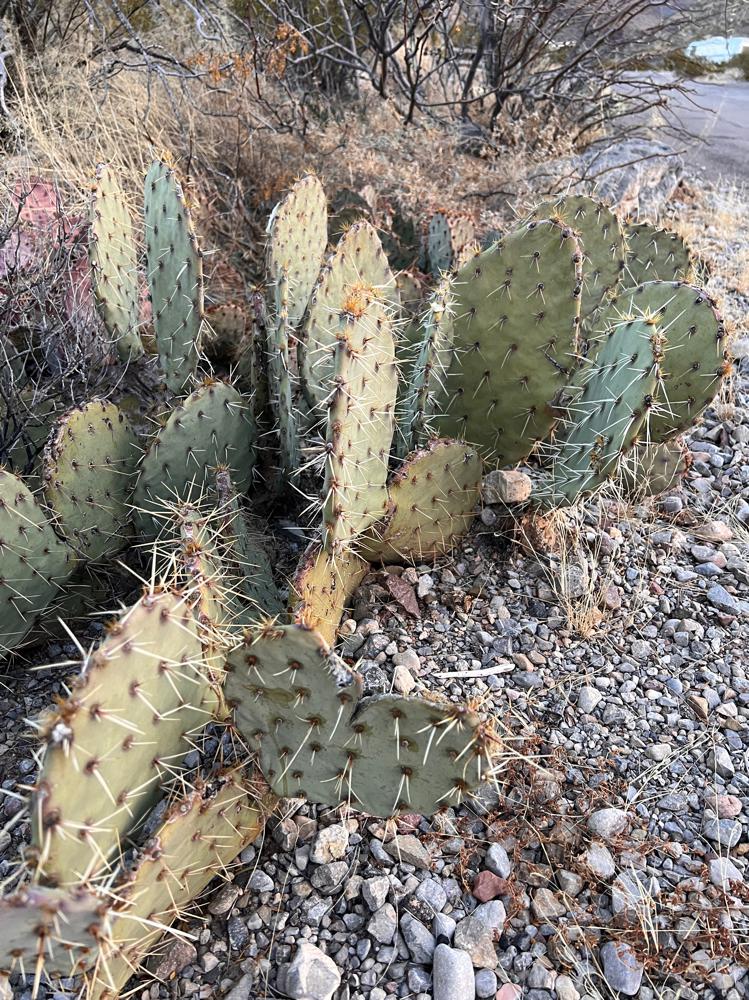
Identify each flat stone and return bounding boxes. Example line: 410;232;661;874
452;902;505;969
401;912;436;964
363;875;390;912
531;887;566;921
485;843;512;879
433;942;476;1000
247;870;274;894
709;857;744;890
393;664;416;695
587;808;629;839
579;843;616;879
708;746;735;779
483;469;532;505
433;912;457;942
646;743;671;762
310;861;348;893
716;794;742;819
384;834;432;870
147;939;197;980
611;873;660;918
528;961;557;990
223;972;255;1000
707;584;742;616
557;870;584;897
703;817;742;848
208;884;241;915
495;986;522;1000
368;902;397;944
698;520;733;543
415;878;447;913
472;870;506;902
555;975;580;1000
310;824;349;864
577;686;603;714
600;940;644;996
286;941;341;1000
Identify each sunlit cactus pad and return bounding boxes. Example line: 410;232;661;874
84;770;269;1000
31;589;215;885
361;438;482;563
624;222;695;285
301;220;397;406
605;281;728;442
226;622;496;817
267;173;328;327
533;194;625;320
431;220;583;465
134;380;255;537
144;159;204;393
0;468;75;654
322;293;398;555
0;884;107;980
289;542;369;645
89;164;143;361
42;400;139;561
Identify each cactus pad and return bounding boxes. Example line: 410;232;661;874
267;174;328;328
31;589;216;885
133;381;255;538
42;400;139;561
624;222;695;285
269;268;300;478
89;164;143;361
227;623;495;816
427;211;475;276
360;438;482;563
289;542;368;645
301;221;397;407
605;281;727;442
431;220;583;465
620;437;691;497
0;468;75;655
0;885;106;980
322;294;398;555
534;195;625;319
144;160;204;393
84;770;269;1000
541;317;662;507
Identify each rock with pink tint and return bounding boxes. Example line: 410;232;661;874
472;870;506;902
717;794;742;819
496;985;522;1000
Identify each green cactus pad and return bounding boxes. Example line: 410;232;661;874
604;281;728;443
427;212;475;276
360;438;482;563
395;270;427;317
31;589;216;885
269;268;300;478
541;317;662;507
0;468;75;655
89;164;143;362
133;380;255;538
399;274;455;455
620;437;691;497
0;885;106;980
267;174;328;328
301;221;397;408
84;770;270;1000
227;624;495;816
624;222;695;285
144;159;204;393
430;220;583;465
322;293;398;555
41;400;139;561
289;542;369;646
534;195;625;319
227;623;364;802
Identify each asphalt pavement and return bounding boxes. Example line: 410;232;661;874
666;75;749;183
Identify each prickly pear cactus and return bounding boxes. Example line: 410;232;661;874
89;164;143;361
329;187;373;241
133;380;255;538
398;274;454;456
430;220;583;466
360;439;482;563
226;623;496;816
267;173;328;328
0;885;106;980
204;302;248;362
301;221;398;408
604;281;728;443
289;542;369;646
144;159;204;393
533;195;625;320
31;589;217;885
624;222;695;285
427;211;475;276
84;770;270;1000
0;468;75;655
540;317;662;507
322;291;398;555
269;268;300;478
41;400;139;561
621;437;691;497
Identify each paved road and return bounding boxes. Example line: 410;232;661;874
665;76;749;183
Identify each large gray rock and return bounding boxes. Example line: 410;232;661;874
286;942;341;1000
433;943;476;1000
453;901;505;969
401;912;437;964
600;940;644;996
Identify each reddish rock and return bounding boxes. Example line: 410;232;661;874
717;794;742;819
472;870;507;902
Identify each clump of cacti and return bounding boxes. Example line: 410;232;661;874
0;160;731;996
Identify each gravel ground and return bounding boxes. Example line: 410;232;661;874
3;179;749;1000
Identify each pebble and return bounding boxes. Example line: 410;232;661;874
703;817;742;847
483;469;532;504
531;887;566;921
310;861;348;892
453;901;505;968
485;843;512;879
474;969;497;997
286;942;341;1000
709;857;744;890
363;875;390;912
393;663;416;695
472;870;505;901
600;940;644;996
309;825;349;864
580;843;616;879
384;834;432;869
415;878;447;913
587;808;629;839
147;940;197;980
554;975;580;1000
577;686;603;714
706;584;743;615
433;942;476;1000
401;912;437;963
368;902;397;944
247;870;274;893
708;746;735;779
